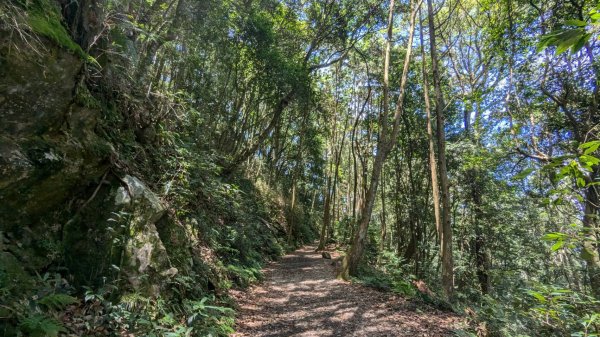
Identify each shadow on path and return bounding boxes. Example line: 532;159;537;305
231;244;462;337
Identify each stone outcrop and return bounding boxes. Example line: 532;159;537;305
0;33;178;296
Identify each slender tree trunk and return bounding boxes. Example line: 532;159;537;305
329;116;349;242
426;0;454;299
419;10;442;241
403;142;418;263
224;92;293;175
340;149;386;278
471;172;489;294
394;151;404;256
318;175;332;251
339;0;420;279
351;108;361;223
319;108;344;250
378;171;388;264
287;180;297;245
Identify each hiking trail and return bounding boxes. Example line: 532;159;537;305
231;244;463;337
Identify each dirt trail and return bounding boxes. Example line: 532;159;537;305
230;244;463;337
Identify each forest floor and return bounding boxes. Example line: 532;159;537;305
230;244;464;337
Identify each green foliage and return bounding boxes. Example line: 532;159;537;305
0;272;73;337
77;281;236;336
457;293;531;337
376;251;418;297
19;314;65;337
27;11;84;56
74;82;102;109
5;0;599;336
38;293;78;310
225;264;262;288
538;27;591;55
111;294;235;336
353;254;418;297
538;5;600;55
5;0;96;63
452;278;600;336
526;285;600;336
353;271;392;292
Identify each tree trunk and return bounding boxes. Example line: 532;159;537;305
419;10;442;241
378;171;388;264
470;170;489;294
287;180;297;245
223;92;293;175
318;175;332;251
339;0;420;279
426;0;454;299
341;151;386;277
329;115;349;242
393;150;404;256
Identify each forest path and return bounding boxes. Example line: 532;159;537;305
230;244;462;337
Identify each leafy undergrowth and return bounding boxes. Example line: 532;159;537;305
350;255;599;336
1;151;318;336
1;272;236;337
352;261;453;313
451;285;600;337
351;258;599;336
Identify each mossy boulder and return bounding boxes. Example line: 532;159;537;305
118;175;173;292
63;174;176;296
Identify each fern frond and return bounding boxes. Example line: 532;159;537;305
38;293;78;310
20;314;66;337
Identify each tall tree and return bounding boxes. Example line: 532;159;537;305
419;9;442;244
426;0;453;298
339;0;421;279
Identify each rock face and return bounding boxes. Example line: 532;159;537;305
0;33;111;288
0;33;108;228
0;33;178;296
119;175;175;291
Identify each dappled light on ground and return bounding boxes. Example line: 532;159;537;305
231;245;462;337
